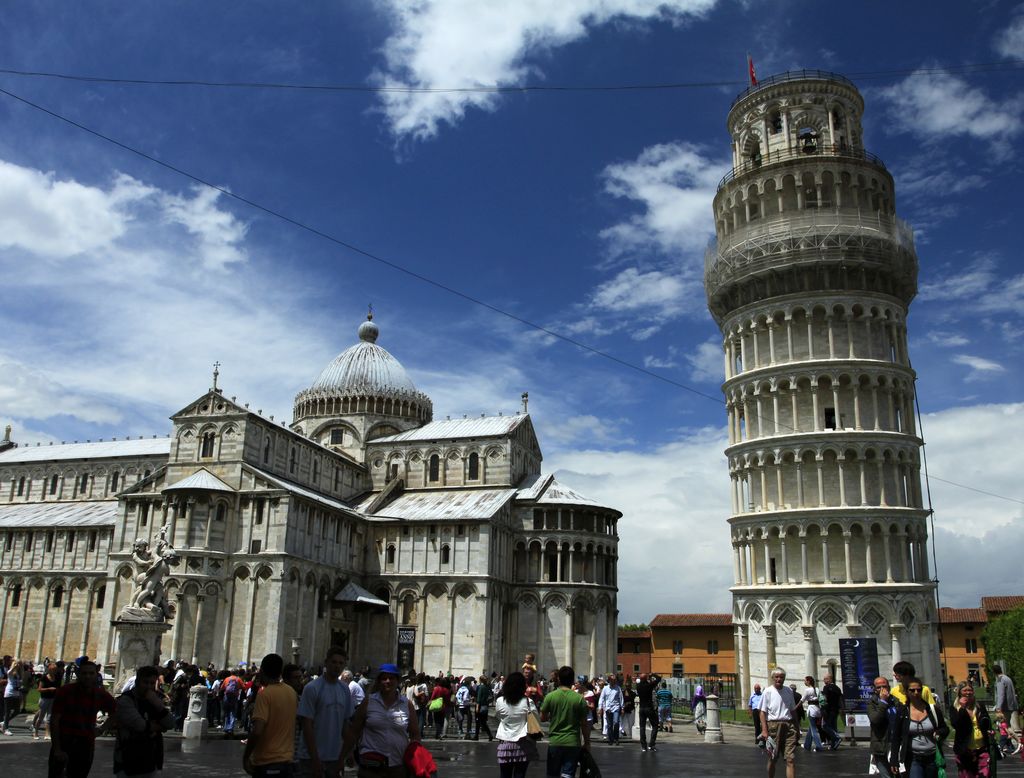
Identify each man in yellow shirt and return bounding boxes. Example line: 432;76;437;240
243;653;299;777
890;661;937;706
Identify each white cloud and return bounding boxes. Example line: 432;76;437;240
591;267;693;316
685;338;722;383
0;157;338;432
951;354;1006;382
926;331;970;348
0;162;150;258
876;69;1023;146
160;186;248;270
994;7;1024;58
920;255;998;302
372;0;717;140
600;141;726;257
548;425;733;620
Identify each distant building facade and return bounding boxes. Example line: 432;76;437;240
616;627;652;677
704;71;940;699
938;595;1024;687
0;317;621;676
649;614;735;678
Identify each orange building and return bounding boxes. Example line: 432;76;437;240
938;594;1024;687
649;614;735;677
616;628;652;677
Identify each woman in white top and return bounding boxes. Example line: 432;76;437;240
2;661;23;735
495;671;536;778
347;663;421;778
801;675;825;752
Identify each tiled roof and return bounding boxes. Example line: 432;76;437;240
371;414;526;443
354;488;516;521
0;438;171;463
163;468;234;493
939;607;988;624
0;500;117;528
650;614;733;627
981;596;1024;613
617;628;652;638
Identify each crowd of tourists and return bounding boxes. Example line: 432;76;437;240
751;660;1022;778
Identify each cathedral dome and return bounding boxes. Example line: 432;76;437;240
293;316;432;427
311;319;418;396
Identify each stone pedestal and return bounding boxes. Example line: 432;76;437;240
183;684;209;739
112;620;171;690
704;694;724;744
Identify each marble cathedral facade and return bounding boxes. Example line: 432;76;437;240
0;316;620;676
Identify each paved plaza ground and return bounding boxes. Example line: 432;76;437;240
4;717;1024;778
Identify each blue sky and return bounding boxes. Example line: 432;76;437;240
1;1;1022;622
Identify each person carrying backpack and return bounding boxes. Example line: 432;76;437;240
222;671;242;737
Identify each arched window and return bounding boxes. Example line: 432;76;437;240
140;503;149;527
440;544;451;565
255;499;265;525
312;460;320;484
200;432;216;459
95;585;106;609
45;531;53;552
386;544;396;567
79;473;89;493
215;503;227;522
88;531;97;551
16;477;25;496
52;586;63;608
11;584;21;608
65;532;74;552
428;454;439;482
263;438;271;464
468;453;479;481
290;448;297;474
49;474;58;495
144;469;151;480
110;471;120;492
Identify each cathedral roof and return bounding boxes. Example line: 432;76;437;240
371;414;527;443
0;500;116;528
0;437;171;464
302;315;426;402
355;487;516;521
516;473;609;510
163;468;234;493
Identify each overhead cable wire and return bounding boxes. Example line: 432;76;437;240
0;84;1019;510
0;59;1022;94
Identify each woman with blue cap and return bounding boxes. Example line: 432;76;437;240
345;663;421;778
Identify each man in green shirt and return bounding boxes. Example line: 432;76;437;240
541;665;591;778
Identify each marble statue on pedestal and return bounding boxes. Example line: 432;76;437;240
118;525;180;622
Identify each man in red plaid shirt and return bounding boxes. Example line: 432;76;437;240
48;661;116;778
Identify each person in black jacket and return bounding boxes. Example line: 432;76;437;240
949;682;993;777
867;676;902;777
890;677;949;778
114;665;175;778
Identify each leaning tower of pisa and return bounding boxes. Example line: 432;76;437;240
704;71;940;699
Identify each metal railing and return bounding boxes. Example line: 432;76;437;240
730;70;858;108
718;144;888;189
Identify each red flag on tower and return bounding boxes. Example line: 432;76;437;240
747;54;757;86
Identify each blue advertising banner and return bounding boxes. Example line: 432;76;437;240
838;637;879;712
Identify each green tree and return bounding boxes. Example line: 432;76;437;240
981;606;1024;685
618;623;648;632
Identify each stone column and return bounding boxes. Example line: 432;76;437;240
183;684;210;739
822;534;831;584
800;534;809;584
704;695;725;743
779;534;789;584
35;586;51;663
54;587;73;660
764;625;777;669
843;532;853;584
889;623;903;666
80;586;95;656
802;625;816;678
191;595;206;665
